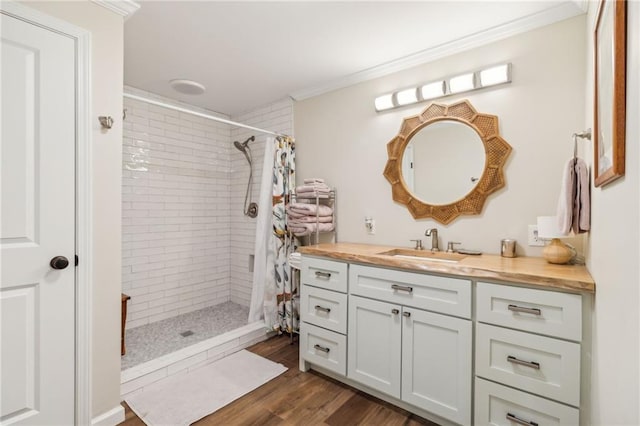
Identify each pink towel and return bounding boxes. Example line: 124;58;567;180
290;222;335;236
303;178;324;184
557;158;590;234
296;185;330;194
288;202;333;217
289;215;333;224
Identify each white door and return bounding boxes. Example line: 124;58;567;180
347;295;401;398
401;308;472;425
1;10;76;425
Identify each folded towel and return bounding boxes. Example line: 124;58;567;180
289;215;333;224
287;208;332;219
557;158;590;234
288;202;333;217
296;185;331;194
290;222;335;236
288;252;302;270
303;178;324;184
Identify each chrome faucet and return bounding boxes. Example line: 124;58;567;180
425;228;439;252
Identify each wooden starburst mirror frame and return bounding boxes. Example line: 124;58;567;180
383;100;512;224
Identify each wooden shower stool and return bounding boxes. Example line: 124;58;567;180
121;293;130;356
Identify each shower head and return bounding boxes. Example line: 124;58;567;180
233;135;255;153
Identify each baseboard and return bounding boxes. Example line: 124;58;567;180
91;404;125;426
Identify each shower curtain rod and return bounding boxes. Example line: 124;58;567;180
123;93;290;138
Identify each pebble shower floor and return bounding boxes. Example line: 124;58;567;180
121;301;249;370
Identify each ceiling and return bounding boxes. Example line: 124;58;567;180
124;1;586;116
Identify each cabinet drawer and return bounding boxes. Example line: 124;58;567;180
349;264;471;318
477;282;582;341
301;257;348;293
300;322;347;376
301;285;348;334
476;323;581;406
475;378;579;426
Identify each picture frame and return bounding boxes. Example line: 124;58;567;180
593;0;626;187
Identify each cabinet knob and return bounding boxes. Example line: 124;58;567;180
391;308;399;315
402;311;411;318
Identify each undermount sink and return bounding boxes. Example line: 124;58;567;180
377;248;466;263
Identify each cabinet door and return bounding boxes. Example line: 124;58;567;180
402;308;472;425
348;295;401;398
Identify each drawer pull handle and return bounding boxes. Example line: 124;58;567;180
315;271;331;279
508;304;541;316
314;344;330;353
506;412;538;426
314;305;331;313
391;308;400;315
402;311;411;318
507;355;541;370
391;284;413;293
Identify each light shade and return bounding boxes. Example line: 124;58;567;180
396;88;418;106
420;81;445;100
374;93;395;111
479;64;511;87
537;215;567;239
448;73;475;94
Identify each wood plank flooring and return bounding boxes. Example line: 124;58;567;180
120;335;437;425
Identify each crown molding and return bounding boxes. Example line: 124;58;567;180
90;0;140;19
289;2;587;101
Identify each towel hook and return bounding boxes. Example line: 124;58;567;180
572;128;592;159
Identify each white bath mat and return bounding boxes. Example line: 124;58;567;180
125;349;287;426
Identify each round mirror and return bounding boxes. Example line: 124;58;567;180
383;100;512;224
401;119;485;205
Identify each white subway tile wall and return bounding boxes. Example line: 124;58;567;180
122;86;293;328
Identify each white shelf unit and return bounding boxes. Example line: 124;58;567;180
290;189;337;245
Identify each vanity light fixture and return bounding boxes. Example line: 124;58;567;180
448;73;475;94
479;63;511;87
374;63;512;112
374;93;395;111
420;81;445;100
396;88;418;106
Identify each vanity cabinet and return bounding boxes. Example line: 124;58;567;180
299;258;348;375
348;265;472;425
299;250;592;426
474;282;583;425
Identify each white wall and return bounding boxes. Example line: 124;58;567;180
229;99;294;306
294;16;586;256
21;0;124;419
122;87;233;329
585;2;640;424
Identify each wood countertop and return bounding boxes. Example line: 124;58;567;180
298;242;595;293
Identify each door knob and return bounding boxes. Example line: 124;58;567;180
50;256;69;270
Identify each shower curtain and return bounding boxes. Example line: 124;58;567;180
248;136;297;333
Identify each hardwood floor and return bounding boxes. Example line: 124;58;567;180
121;335;437;425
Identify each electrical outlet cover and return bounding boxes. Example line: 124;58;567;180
528;224;544;246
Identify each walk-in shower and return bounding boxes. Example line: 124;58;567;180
121;91;293;398
234;135;258;218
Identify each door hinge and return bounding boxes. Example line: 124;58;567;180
75;255;79;266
